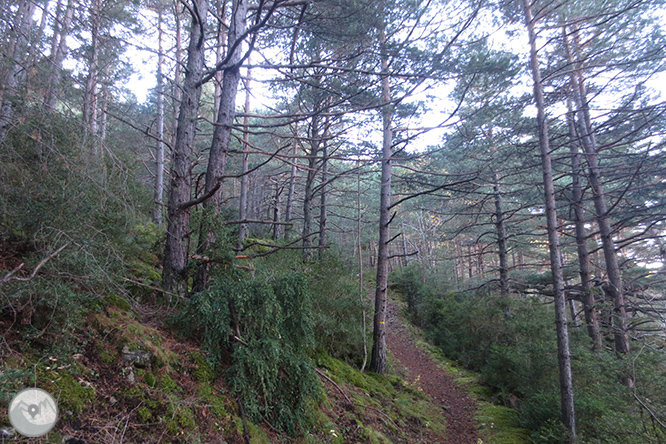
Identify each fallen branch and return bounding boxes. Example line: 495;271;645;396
315;368;352;404
121;278;185;300
634;394;666;431
0;241;71;285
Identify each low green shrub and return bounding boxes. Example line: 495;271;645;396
177;270;322;435
393;267;666;444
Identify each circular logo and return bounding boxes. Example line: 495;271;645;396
8;388;58;437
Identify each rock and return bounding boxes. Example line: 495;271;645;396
125;366;136;384
109;396;117;405
122;346;151;368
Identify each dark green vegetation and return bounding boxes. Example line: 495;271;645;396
2;0;666;442
394;265;666;443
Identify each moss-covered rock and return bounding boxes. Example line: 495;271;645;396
189;351;216;382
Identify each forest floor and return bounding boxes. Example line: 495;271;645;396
1;290;527;443
385;300;480;444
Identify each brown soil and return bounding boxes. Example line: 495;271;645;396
386;301;480;444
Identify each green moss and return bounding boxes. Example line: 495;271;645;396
137;406;152;423
43;372;96;414
317;353;391;397
103;294;132;312
177;408;197;430
248;422;272;444
124;386;143;398
365;428;393;444
196;384;228;418
476;403;530;444
97;346;116;364
159;374;180;393
190;352;216;382
145;372;156;388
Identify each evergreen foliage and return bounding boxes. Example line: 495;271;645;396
178;269;322;434
393;266;666;443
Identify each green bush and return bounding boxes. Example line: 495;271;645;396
178;270;322;435
393;268;666;444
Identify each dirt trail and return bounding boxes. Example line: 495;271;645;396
386;301;479;444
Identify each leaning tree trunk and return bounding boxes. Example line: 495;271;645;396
522;0;577;439
565;87;603;351
162;0;209;293
369;27;392;375
563;25;631;366
194;0;248;292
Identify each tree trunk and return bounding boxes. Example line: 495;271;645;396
302;114;320;261
162;0;209;293
318;133;328;259
370;28;392;375
83;0;101;154
194;0;247;291
43;0;73;111
272;180;282;240
522;0;577;439
171;1;184;146
239;64;252;245
493;173;510;295
0;0;36;145
563;25;631;365
284;125;299;239
358;158;368;371
565;86;603;350
153;9;166;227
213;0;228;122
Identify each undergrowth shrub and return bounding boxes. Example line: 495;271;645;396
393;267;666;444
308;253;369;363
177;269;321;435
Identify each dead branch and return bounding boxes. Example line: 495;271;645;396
0;241;72;285
315;368;352;404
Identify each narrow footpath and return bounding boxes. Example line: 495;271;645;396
386;301;480;444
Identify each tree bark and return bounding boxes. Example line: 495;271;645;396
43;0;74;111
563;24;631;364
153;9;166;227
239;64;252;245
565;86;603;350
83;0;101;154
284;124;299;239
302;113;320;261
213;0;228;122
522;0;577;439
493;172;510;295
0;0;36;145
318;128;329;259
162;0;209;293
370;27;392;375
194;0;247;291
